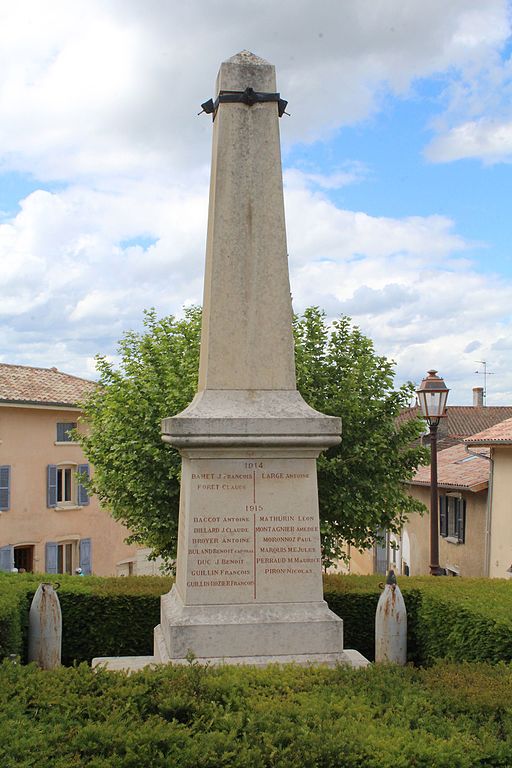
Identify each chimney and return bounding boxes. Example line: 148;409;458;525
473;387;484;407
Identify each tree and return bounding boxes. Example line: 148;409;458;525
78;306;428;565
77;307;201;559
293;307;428;567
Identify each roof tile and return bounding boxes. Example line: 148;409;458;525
465;417;512;445
400;405;512;450
411;443;489;492
0;363;96;407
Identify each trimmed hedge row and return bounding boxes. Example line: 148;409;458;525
1;659;512;767
1;572;512;666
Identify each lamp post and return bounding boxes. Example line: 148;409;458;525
416;370;449;576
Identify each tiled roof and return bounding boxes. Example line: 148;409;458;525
465;417;512;446
0;363;96;407
411;443;490;492
400;405;512;450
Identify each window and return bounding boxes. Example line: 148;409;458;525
56;422;77;443
45;538;92;575
57;467;72;503
58;543;74;574
440;495;466;543
47;464;90;508
0;545;14;572
0;465;10;510
374;527;388;574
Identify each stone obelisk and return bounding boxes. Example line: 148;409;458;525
155;51;364;666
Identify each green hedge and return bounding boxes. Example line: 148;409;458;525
324;574;512;665
1;659;511;767
0;581;28;659
2;573;512;666
0;573;172;664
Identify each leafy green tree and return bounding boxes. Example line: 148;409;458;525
293;307;428;567
78;306;427;564
77;307;201;559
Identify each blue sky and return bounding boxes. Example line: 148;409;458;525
1;0;511;404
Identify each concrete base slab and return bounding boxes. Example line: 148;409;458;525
92;648;369;672
92;655;157;671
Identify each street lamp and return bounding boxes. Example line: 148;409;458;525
416;370;449;576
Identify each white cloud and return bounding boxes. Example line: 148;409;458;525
1;0;511;405
0;0;510;179
426;118;512;163
1;165;511;403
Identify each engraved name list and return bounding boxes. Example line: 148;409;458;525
183;458;323;604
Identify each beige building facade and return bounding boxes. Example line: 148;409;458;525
346;398;512;578
466;418;512;579
348;444;489;578
0;364;139;576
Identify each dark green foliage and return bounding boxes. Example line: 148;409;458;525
0;573;171;663
77;306;428;565
77;307;202;560
1;660;512;767
293;308;428;564
58;593;161;664
3;573;512;668
0;582;26;659
324;574;512;665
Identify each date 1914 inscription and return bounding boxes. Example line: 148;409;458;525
184;458;322;603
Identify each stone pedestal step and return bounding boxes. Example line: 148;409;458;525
92;648;368;672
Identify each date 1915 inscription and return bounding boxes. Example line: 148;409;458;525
185;459;321;600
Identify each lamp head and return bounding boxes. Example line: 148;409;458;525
416;369;449;425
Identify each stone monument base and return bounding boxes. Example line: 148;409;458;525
92;585;368;671
155;585;345;660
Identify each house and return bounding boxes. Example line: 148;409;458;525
465;417;512;579
348;388;512;576
0;363;139;576
402;443;489;576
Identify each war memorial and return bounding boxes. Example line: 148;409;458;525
94;51;366;670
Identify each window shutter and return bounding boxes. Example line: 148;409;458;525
457;499;466;544
77;464;90;506
45;542;58;574
79;538;92;575
0;466;10;511
439;496;448;537
0;545;14;572
47;465;57;508
57;422;76;442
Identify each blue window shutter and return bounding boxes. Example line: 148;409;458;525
77;464;90;506
0;466;10;511
439;496;448;537
45;542;58;574
57;422;76;442
79;538;92;575
47;465;57;508
457;499;466;544
0;545;14;572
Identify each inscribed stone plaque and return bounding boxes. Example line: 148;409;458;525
176;457;323;605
